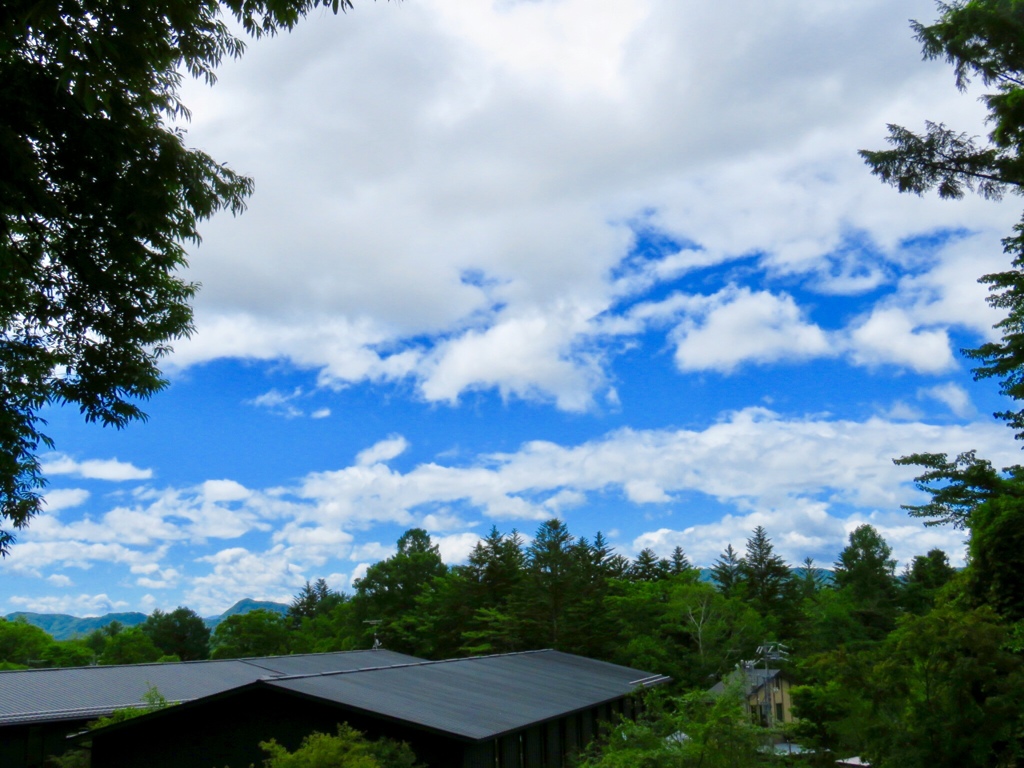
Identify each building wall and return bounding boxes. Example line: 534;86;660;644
90;687;639;768
0;719;93;768
745;675;796;726
91;688;468;768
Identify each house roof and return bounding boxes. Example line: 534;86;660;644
266;649;668;740
91;650;670;743
0;649;422;727
708;666;783;698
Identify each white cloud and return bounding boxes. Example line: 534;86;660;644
920;382;974;418
356;436;410;466
41;489;90;513
8;593;129;617
246;387;304;418
419;305;609;411
671;288;832;373
188;546;306;615
40;454;152;481
846;307;954;373
148;0;1008;409
9;409;1017;609
435;532;482;564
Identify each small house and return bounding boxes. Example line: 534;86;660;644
709;665;795;726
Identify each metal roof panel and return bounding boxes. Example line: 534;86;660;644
268;650;664;740
0;650;421;726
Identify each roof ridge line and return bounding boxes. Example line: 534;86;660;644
264;648;554;682
0;649;395;676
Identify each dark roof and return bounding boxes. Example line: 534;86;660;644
263;649;667;740
0;650;422;727
708;666;783;698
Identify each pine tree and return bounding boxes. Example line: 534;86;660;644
738;526;793;620
711;544;743;598
629;548;670;582
670;546;693;575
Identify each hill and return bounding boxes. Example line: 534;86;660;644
203;599;290;630
5;598;289;640
3;611;148;640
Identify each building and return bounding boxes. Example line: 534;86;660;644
88;650;668;768
0;649;422;767
708;665;795;726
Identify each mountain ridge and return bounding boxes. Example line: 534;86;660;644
5;598;289;641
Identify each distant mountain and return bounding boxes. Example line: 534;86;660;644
4;611;148;641
5;598;290;641
202;599;289;630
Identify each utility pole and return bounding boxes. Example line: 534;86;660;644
363;619;383;650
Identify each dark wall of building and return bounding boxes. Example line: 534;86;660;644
90;688;472;768
90;687;639;768
0;719;92;768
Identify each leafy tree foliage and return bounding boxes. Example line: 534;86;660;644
0;0;352;553
210;608;291;659
575;690;763;768
0;617;53;665
799;606;1024;768
259;724;421;768
894;451;1015;529
832;524;898;637
353;528;447;648
965;493;1024;621
142;606;210;661
288;578;343;628
98;626;163;665
901;548;957;614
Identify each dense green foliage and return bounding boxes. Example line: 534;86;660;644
258;724;421;768
0;0;352;553
575;690;765;768
142;606;211;660
211;607;292;659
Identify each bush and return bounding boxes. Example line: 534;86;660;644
259;724;421;768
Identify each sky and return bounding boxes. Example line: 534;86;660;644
5;0;1024;618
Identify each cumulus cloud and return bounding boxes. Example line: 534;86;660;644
187;546;306;614
846;307;954;373
671;288;833;373
40;454;152;481
7;409;1018;609
41;488;90;513
147;0;1010;409
9;593;129;617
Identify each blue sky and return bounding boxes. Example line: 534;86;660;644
5;0;1024;617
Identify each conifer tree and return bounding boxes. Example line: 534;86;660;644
711;544;743;598
669;546;693;575
738;526;794;621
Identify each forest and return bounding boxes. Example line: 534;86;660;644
3;508;1021;767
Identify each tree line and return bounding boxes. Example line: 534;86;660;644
6;514;1011;766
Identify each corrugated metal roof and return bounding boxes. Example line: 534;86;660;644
266;649;667;741
0;650;421;727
